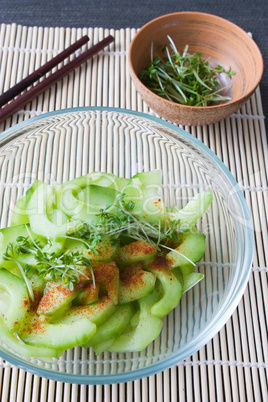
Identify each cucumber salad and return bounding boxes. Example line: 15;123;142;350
0;171;212;358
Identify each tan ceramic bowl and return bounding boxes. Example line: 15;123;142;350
129;12;263;126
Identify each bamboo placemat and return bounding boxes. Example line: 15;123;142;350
0;23;267;402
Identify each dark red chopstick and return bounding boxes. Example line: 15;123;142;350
0;35;90;108
0;35;114;123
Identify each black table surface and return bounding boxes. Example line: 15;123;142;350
1;0;267;133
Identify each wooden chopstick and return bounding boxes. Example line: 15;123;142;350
0;35;89;108
0;35;115;124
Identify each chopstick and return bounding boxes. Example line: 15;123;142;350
0;35;115;123
0;35;90;108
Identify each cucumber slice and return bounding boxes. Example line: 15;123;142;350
0;224;34;266
169;190;212;230
132;171;162;187
65;236;117;262
56;182;86;217
65;172;119;191
123;171;168;226
109;176;129;192
107;290;163;352
55;296;116;326
56;172;111;217
84;303;136;348
115;240;156;266
0;316;62;359
37;281;81;318
56;172;112;218
73;282;100;306
145;258;183;318
166;228;206;268
92;339;116;355
72;185;119;224
26;183;65;238
0;269;29;332
47;206;69;226
119;263;156;304
90;172;119;189
92;261;119;304
25;180;42;206
19;311;96;350
10;196;30;226
25;183;81;239
182;272;204;294
175;263;195;277
29;273;46;302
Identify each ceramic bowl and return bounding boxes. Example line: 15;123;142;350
129;12;263;126
0;107;253;384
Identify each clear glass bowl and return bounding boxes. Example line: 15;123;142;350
0;108;253;384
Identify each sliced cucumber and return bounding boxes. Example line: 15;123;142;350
37;281;81;318
169;190;212;230
92;339;116;355
173;267;204;294
123;171;168;226
119;263;156;304
115;240;156;266
19;311;96;350
145;258;183;318
56;172;116;218
166;228;206;268
55;296;116;326
25;182;77;238
47;205;69;226
182;272;204;294
0;269;29;332
72;185;119;224
132;171;162;188
0;224;33;266
84;303;136;348
10;196;30;226
92;261;119;304
108;176;129;192
73;282;100;306
107;290;163;352
25;180;42;204
0;316;62;359
65;236;117;262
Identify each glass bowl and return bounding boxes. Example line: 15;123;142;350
0;107;253;384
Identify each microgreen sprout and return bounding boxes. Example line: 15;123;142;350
70;193;192;264
4;193;195;298
3;234;95;296
3;242;34;300
139;36;236;107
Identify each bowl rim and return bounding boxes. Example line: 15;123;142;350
128;11;264;111
0;107;254;384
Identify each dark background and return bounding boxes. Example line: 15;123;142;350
1;0;267;132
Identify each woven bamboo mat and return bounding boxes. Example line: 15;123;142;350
0;23;267;402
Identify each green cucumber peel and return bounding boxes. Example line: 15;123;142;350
0;269;29;332
0;316;62;359
107;290;163;352
169;190;212;230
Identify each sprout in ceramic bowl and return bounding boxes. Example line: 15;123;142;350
129;12;263;125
